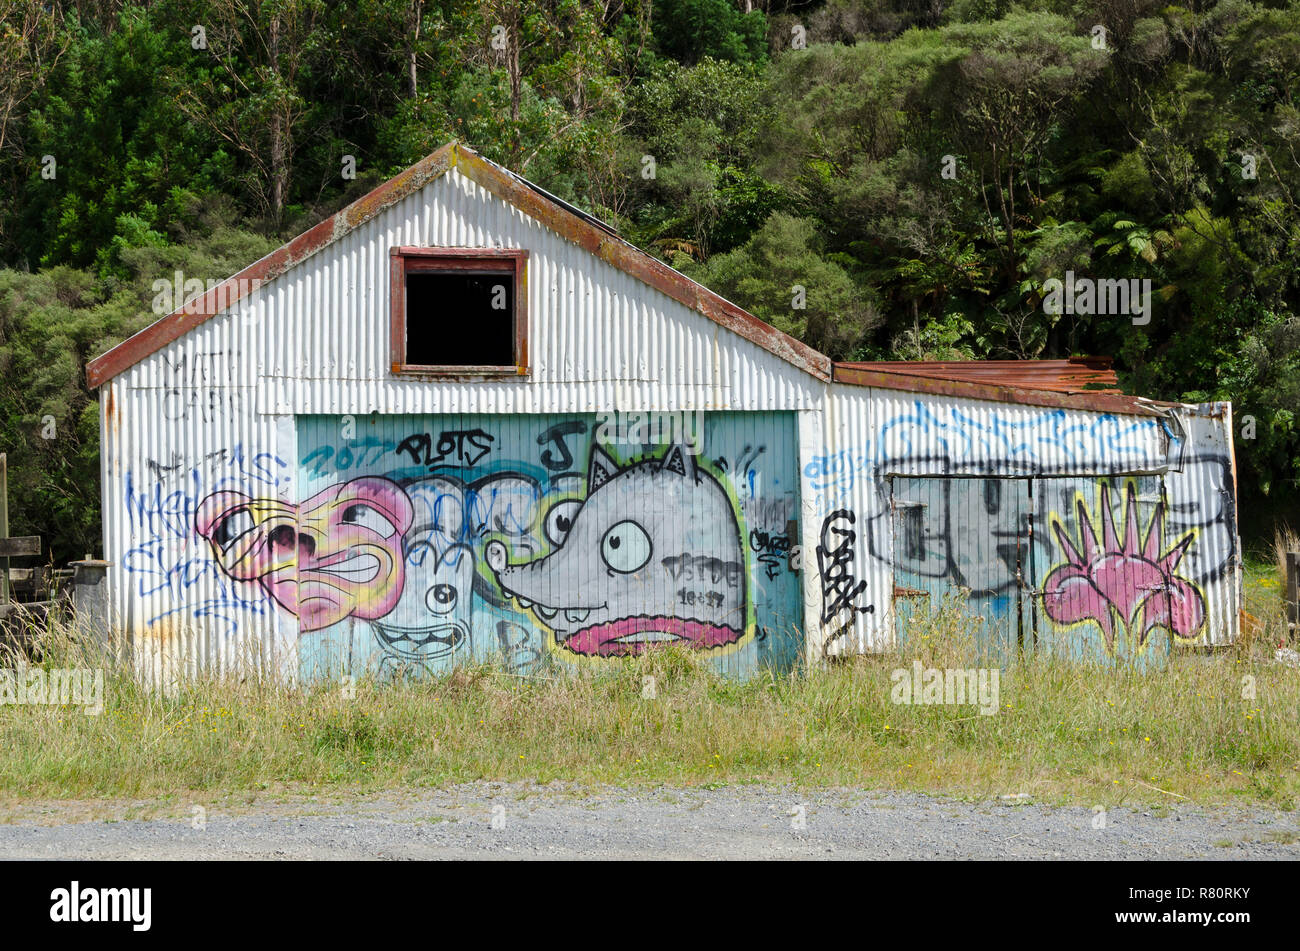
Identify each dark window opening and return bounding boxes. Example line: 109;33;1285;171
902;505;925;560
389;247;528;376
405;271;514;367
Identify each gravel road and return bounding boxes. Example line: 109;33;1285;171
1;784;1296;859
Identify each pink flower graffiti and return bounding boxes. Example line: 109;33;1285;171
1042;483;1205;653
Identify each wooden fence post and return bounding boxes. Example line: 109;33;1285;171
71;560;113;650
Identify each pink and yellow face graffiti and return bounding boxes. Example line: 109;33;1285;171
196;478;413;633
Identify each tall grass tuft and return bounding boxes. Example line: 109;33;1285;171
1274;524;1299;622
1275;525;1299;582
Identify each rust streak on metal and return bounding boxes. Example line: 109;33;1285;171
103;386;116;437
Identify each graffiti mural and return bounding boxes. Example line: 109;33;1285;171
884;471;1219;664
195;477;413;633
122;444;292;640
370;477;476;676
815;509;874;638
186;412;801;679
805;402;1167;519
1042;482;1205;656
484;443;748;657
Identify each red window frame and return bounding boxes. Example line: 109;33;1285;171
389;246;529;377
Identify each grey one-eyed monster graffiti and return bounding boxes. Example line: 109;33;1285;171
485;443;749;658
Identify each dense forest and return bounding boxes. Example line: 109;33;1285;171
1;0;1298;562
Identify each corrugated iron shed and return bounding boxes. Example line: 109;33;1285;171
85;142;1244;683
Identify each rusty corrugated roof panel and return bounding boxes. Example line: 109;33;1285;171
835;357;1120;393
831;362;1180;418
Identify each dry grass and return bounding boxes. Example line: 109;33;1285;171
1274;525;1299;628
1274;524;1299;582
0;595;1297;809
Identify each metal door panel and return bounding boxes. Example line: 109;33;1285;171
890;476;1029;660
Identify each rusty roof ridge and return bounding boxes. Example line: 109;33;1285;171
447;146;834;381
502;166;622;239
85;143;461;388
834;358;1122;393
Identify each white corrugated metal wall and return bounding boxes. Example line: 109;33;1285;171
259;172;820;416
1163;403;1241;647
810;385;1242;660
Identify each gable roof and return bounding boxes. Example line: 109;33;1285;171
85;142;833;388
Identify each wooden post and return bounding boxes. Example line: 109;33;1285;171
71;560;113;650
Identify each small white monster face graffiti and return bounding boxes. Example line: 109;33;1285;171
485;443;748;657
373;542;473;662
371;477;474;664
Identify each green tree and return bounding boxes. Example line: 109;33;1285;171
651;0;766;66
14;5;220;272
692;212;880;358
